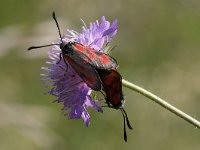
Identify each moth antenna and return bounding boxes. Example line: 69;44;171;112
120;108;127;142
27;43;59;51
121;108;133;130
52;12;63;43
27;12;62;51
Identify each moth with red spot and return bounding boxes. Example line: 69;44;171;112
28;12;132;142
96;68;133;142
28;12;118;91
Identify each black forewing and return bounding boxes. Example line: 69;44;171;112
64;54;102;91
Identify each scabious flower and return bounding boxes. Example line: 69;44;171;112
41;16;118;126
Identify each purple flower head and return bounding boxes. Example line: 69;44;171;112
41;16;118;126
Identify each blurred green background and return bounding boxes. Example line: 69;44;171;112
0;0;200;150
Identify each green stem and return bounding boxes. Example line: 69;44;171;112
122;79;200;129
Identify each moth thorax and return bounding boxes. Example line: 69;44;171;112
60;42;74;55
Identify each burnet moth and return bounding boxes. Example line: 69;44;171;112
28;12;118;91
97;68;133;141
27;12;132;142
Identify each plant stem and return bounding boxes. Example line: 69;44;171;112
122;79;200;129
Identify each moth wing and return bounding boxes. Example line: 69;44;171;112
72;42;118;69
64;55;102;91
96;69;124;108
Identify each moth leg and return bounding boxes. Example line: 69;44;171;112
62;55;69;72
100;90;111;107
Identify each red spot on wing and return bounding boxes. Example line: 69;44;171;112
99;54;111;64
88;53;95;59
73;43;97;62
73;43;86;52
72;42;118;69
